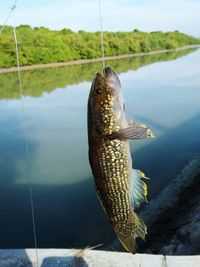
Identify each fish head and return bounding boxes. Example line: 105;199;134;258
88;66;125;135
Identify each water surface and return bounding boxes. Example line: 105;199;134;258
0;48;200;248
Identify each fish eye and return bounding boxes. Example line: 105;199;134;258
95;88;102;95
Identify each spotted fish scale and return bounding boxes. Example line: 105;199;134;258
97;139;130;221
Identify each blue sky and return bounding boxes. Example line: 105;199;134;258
1;0;200;37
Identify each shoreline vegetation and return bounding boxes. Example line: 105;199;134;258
0;25;199;73
0;45;199;74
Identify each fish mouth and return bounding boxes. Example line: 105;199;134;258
95;66;115;78
105;66;121;87
104;66;116;78
95;66;116;78
94;66;121;88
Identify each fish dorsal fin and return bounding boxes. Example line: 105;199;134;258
106;122;155;141
131;169;149;209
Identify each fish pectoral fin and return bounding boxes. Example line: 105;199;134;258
131;169;149;209
106;123;155;141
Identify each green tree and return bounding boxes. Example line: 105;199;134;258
0;25;199;68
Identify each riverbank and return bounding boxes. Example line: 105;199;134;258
0;45;199;74
140;155;200;255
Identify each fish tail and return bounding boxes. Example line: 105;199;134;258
114;212;147;253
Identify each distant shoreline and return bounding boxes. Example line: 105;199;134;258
0;45;199;74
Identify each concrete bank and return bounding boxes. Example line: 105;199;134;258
0;249;200;267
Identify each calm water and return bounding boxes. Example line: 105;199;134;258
0;48;200;249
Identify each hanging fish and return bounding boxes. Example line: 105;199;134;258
87;66;155;253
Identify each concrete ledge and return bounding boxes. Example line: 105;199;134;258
0;249;199;267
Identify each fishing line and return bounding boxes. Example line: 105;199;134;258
0;0;18;35
12;6;39;267
98;0;106;73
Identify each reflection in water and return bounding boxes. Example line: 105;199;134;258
0;48;200;248
0;179;115;248
0;112;37;186
0;48;196;99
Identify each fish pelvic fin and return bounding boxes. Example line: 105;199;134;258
114;212;147;253
131;169;149;208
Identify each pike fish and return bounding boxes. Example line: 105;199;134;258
87;66;154;253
